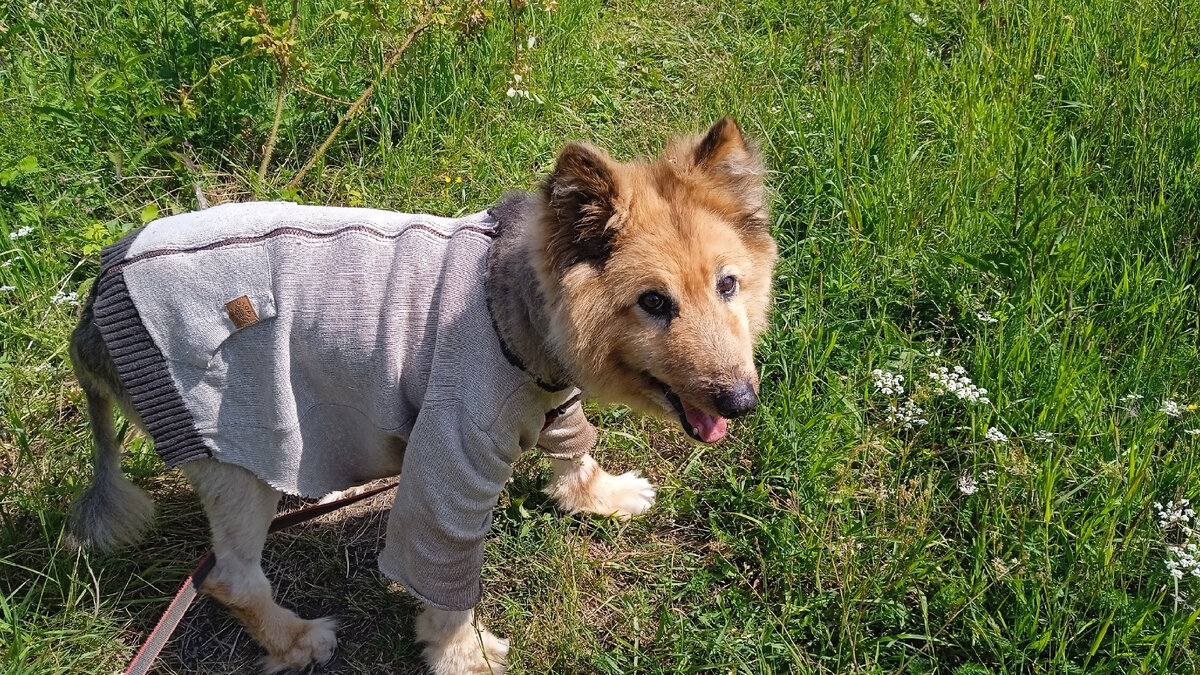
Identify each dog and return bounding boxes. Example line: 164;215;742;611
67;117;777;674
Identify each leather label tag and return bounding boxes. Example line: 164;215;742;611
225;295;259;329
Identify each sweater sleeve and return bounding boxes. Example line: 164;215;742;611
537;399;597;460
377;403;519;611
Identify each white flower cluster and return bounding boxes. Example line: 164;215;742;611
976;311;998;324
1158;500;1200;581
1162;400;1183;417
929;366;990;404
885;399;928;430
505;36;543;103
1158;499;1196;531
1167;544;1200;580
909;12;928;26
958;474;978;495
51;289;79;306
871;369;904;396
505;74;543;102
1186;429;1200;436
985;427;1008;443
9;226;33;240
1033;430;1054;443
1121;393;1145;416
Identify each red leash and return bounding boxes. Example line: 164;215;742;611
124;481;399;675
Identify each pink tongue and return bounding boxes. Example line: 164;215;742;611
682;401;728;443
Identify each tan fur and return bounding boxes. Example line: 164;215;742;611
533;117;778;424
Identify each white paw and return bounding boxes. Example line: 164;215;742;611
317;490;345;504
262;616;338;673
548;456;657;519
599;471;657;519
420;622;509;675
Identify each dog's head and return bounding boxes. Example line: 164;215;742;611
532;118;778;443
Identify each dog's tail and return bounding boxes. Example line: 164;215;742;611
66;294;156;552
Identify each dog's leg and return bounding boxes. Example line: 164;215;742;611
183;459;337;673
416;605;509;675
546;454;656;519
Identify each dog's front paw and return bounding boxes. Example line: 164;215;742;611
261;616;338;673
418;613;509;675
548;456;657;520
598;470;657;519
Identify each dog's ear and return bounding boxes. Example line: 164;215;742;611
541;142;623;272
688;117;768;230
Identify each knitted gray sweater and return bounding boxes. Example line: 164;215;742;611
92;200;594;610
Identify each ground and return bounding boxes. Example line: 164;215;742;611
1;0;1200;673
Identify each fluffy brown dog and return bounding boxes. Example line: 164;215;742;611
68;117;777;674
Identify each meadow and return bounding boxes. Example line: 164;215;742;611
2;0;1200;672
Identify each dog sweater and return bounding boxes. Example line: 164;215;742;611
91;201;594;611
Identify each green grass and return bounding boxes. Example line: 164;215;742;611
3;0;1200;672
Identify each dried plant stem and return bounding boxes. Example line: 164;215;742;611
294;82;355;106
258;0;301;185
286;8;434;191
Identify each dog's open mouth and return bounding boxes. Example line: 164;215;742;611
648;375;728;443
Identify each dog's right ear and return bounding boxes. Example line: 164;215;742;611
541;142;623;272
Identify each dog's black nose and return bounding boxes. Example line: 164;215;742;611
714;381;758;418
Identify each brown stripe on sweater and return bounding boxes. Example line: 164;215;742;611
101;222;499;280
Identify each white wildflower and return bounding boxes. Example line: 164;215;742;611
1033;430;1054;443
885;399;928;430
1033;73;1046;80
0;285;14;291
1157;499;1200;593
1121;393;1145;417
928;366;990;404
909;12;927;26
34;363;53;372
985;427;1008;443
505;87;542;103
958;474;978;495
871;369;905;396
9;226;33;240
976;310;999;324
1158;499;1194;532
1185;429;1200;436
51;290;79;306
1161;400;1183;417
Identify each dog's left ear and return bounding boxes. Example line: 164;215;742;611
688;117;768;229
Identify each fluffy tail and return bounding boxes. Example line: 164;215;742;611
67;290;156;552
67;388;156;552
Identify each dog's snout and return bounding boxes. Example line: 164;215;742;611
714;380;758;418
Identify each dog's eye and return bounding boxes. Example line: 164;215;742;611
638;291;671;317
717;275;738;298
